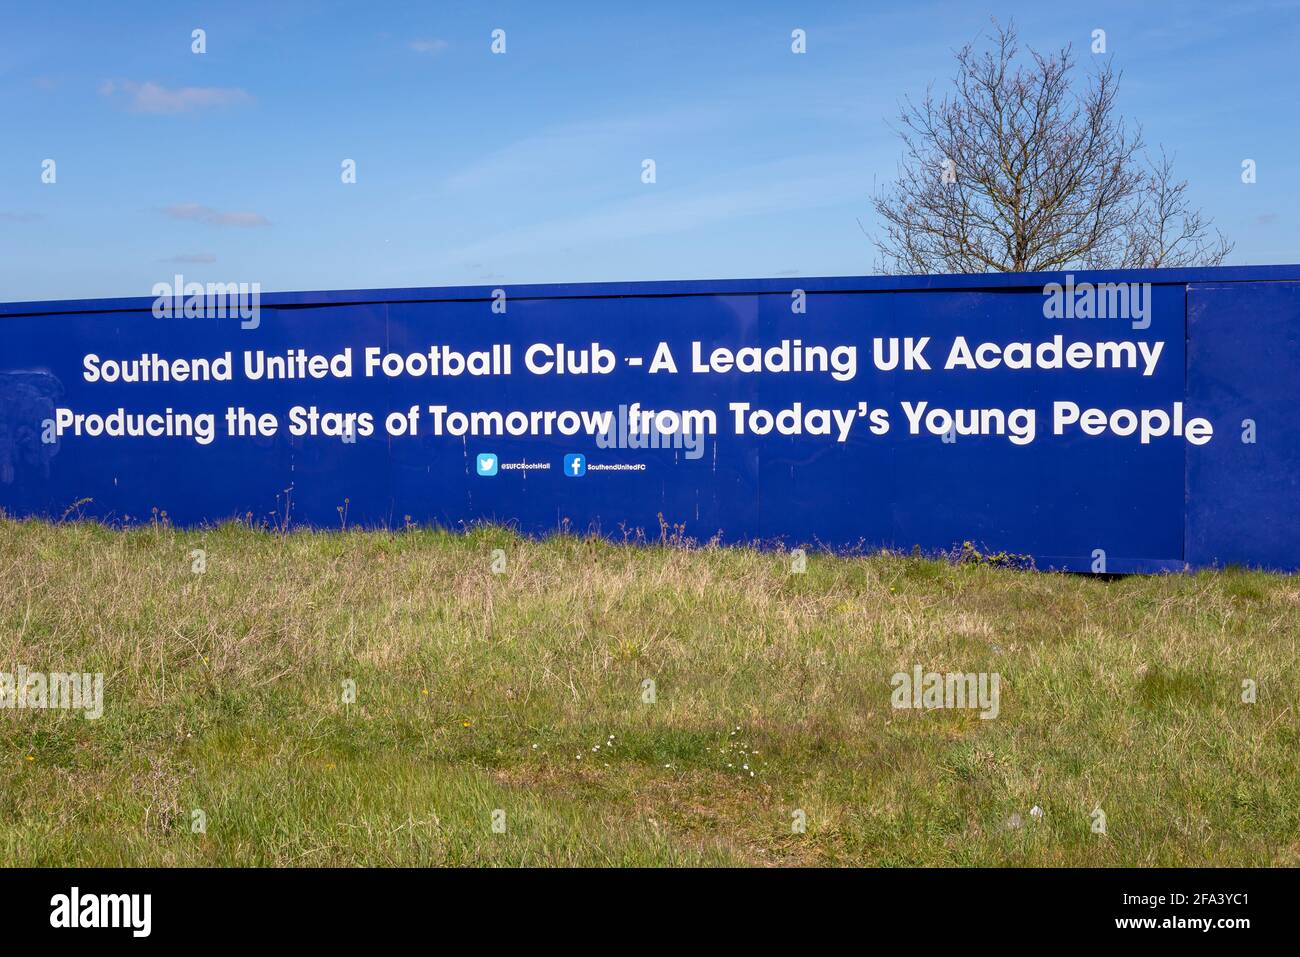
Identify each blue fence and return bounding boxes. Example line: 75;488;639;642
2;265;1297;571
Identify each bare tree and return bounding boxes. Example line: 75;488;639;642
1117;149;1233;268
871;21;1232;273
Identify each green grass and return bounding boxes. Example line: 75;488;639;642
0;517;1296;866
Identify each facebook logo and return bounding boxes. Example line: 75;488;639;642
476;453;498;476
563;453;587;477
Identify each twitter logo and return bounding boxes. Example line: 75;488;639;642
476;453;499;476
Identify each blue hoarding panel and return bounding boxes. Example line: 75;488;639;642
1;266;1296;571
1187;281;1300;570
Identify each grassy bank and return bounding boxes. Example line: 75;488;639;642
0;517;1296;866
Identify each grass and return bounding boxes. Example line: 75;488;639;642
0;516;1296;866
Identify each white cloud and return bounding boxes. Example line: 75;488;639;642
160;253;218;264
437;110;721;195
433;150;869;265
409;39;449;56
162;204;270;228
100;80;251;114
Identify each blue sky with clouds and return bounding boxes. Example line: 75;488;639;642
1;0;1297;301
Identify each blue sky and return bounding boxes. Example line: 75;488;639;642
1;0;1297;301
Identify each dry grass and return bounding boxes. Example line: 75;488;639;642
0;517;1296;866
